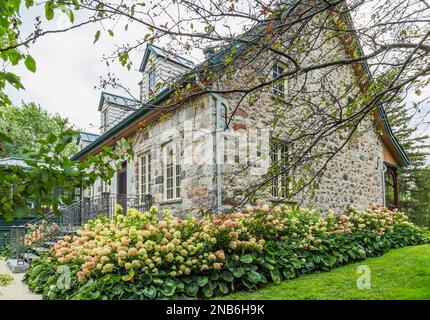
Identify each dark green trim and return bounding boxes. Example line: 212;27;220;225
139;44;195;72
98;91;141;111
71;87;173;161
383;161;402;170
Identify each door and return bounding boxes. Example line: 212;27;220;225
117;161;127;211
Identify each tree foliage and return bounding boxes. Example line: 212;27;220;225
386;95;430;226
0;102;78;157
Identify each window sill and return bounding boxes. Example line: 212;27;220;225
269;198;298;205
159;199;182;205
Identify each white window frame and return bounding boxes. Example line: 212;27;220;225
102;109;108;129
148;66;157;92
270;139;290;199
163;141;181;201
272;62;286;99
139;152;152;196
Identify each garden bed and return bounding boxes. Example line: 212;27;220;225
221;244;430;300
24;204;429;300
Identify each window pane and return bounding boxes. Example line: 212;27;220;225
166;147;174;200
175;144;181;199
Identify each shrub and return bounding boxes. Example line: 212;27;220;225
24;204;429;300
23;221;60;247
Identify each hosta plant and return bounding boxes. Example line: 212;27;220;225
24;204;429;300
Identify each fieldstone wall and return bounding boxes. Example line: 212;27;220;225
214;24;385;214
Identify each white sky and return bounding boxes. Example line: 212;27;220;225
5;5;170;133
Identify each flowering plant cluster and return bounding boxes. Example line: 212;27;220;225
23;221;60;247
24;204;428;300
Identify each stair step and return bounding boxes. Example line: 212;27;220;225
42;241;57;247
60;226;82;234
22;253;39;263
32;247;50;253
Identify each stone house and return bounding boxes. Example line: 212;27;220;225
72;18;409;216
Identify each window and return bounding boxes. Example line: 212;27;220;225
272;63;285;99
139;153;151;195
102;109;108;129
148;67;157;93
164;142;181;200
270;139;290;198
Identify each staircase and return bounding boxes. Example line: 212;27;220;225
0;216;36;251
6;193;152;272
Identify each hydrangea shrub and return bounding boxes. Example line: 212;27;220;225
24;204;429;300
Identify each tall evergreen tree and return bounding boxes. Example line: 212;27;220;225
386;98;430;227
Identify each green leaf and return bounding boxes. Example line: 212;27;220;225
231;267;245;278
202;281;213;298
322;255;336;267
196;276;208;287
240;254;254;264
24;55;36;73
67;9;74;23
0;72;24;89
0;131;13;143
160;279;176;297
217;282;229;294
184;282;199;297
246;270;261;284
45;2;55;20
270;269;281;284
25;0;34;8
140;275;152;285
143;285;157;299
94;30;101;44
263;263;275;271
221;271;234;282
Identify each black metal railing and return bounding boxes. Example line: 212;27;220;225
9;193;153;265
81;193;152;223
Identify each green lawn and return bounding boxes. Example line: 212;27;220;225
222;244;430;300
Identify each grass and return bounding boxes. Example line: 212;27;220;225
222;244;430;300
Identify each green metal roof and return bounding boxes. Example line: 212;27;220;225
139;44;195;72
77;132;100;144
0;157;32;169
72;87;172;161
98;92;141;111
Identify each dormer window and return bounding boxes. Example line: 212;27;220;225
148;66;156;93
102;109;108;130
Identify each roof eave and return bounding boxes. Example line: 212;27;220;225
71;87;173;161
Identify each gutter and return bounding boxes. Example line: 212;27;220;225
71;87;173;161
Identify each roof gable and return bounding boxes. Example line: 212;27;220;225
98;92;141;111
139;44;195;72
77;132;100;145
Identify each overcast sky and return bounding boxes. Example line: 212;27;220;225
5;3;430;159
5;5;180;134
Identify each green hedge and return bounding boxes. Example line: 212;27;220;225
24;204;429;300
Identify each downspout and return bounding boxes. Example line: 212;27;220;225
212;95;222;212
381;159;387;206
196;72;223;212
